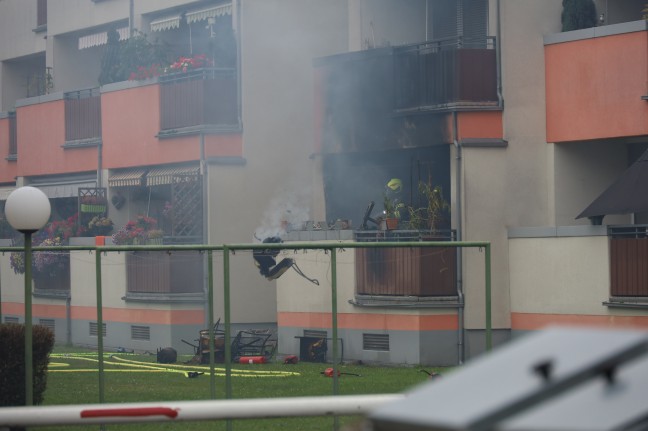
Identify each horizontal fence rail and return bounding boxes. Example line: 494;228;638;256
0;240;490;426
0;394;403;427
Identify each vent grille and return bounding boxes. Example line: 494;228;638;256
38;319;55;332
363;333;390;351
4;316;19;324
304;329;327;338
89;322;107;337
131;325;150;341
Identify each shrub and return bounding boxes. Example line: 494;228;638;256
0;323;55;406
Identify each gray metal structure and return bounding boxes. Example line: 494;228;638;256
368;327;648;431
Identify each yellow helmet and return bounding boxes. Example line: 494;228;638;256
386;178;402;192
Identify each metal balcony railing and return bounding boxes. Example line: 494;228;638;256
393;36;498;111
158;68;238;130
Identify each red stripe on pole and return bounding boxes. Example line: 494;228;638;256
80;407;179;419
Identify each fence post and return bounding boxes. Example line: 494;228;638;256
96;249;105;403
207;250;215;399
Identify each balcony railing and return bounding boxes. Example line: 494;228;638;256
393;37;497;111
64;88;101;143
354;230;456;297
609;225;648;297
159;68;238;131
126;251;203;294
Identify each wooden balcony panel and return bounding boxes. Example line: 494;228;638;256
610;238;648;297
355;247;456;296
65;96;101;142
127;251;203;294
160;70;237;130
127;252;171;294
8;112;17;156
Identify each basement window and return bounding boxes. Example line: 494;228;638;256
38;319;55;333
89;322;107;337
363;333;389;351
131;325;151;341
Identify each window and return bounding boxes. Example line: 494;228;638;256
131;325;151;341
89;322;107;337
363;333;389;351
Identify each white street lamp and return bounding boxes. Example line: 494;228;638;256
5;186;51;406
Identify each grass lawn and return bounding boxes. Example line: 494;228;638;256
38;346;447;431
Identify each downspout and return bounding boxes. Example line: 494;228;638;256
496;0;503;108
452;110;464;365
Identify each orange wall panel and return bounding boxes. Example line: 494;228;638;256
16;101;99;177
278;311;458;331
455;111;503;140
102;84;242;168
512;312;648;330
546;31;648;143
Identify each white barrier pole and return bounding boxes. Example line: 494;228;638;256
0;394;404;428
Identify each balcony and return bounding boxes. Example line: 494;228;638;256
393;37;498;112
354;230;457;299
314;37;498;153
158;68;238;136
12;68;241;177
545;21;648;143
125;251;204;297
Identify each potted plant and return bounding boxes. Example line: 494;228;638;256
407;180;450;233
380;178;404;230
112;215;163;245
87;215;114;236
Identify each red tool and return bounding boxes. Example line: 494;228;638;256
239;356;267;364
321;367;361;377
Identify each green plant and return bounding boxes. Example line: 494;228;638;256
112;215;163;245
99;30;170;85
0;323;55;406
383;193;404;219
407;181;450;231
87;215;113;236
561;0;597;31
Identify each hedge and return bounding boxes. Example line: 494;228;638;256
0;323;55;406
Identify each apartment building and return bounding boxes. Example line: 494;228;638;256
0;0;646;365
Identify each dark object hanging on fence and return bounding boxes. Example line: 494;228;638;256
253;236;319;285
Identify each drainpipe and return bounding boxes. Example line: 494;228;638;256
452;110;465;365
496;0;503;108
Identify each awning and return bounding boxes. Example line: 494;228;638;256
145;166;200;186
78;27;129;50
150;15;182;32
27;174;98;199
108;168;147;188
576;148;648;220
186;3;232;24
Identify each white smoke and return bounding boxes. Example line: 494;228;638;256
254;184;311;241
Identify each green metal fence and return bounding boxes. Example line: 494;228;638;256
0;240;491;404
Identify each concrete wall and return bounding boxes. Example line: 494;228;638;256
509;227;648;333
206;0;349;324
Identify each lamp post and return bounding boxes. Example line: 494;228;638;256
5;186;51;406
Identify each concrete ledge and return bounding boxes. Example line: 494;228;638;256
544;20;646;45
15;92;64;107
508;225;607;238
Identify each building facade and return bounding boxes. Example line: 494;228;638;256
0;0;647;364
